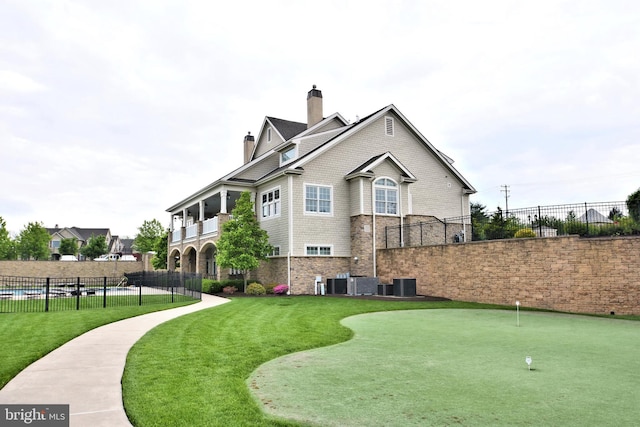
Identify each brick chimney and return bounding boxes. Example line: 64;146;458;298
243;132;255;164
307;85;323;129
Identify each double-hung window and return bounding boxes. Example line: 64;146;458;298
261;187;280;219
375;178;398;215
305;184;332;215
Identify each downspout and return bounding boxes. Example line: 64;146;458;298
461;189;466;242
287;251;291;295
371;179;377;278
399;183;404;247
288;175;294;293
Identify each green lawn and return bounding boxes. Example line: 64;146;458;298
251;309;640;426
123;298;640;427
0;300;196;388
122;298;506;426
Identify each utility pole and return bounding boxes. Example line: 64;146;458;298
500;185;510;215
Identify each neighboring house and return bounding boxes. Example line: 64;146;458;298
577;208;614;225
166;86;476;293
47;226;126;260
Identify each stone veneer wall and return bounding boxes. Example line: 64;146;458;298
257;256;350;294
376;235;640;315
0;260;144;278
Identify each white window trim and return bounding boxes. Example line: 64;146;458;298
385;116;394;137
374;177;399;216
304;244;333;256
303;183;333;216
260;186;281;220
269;246;281;257
267;127;272;142
279;145;298;166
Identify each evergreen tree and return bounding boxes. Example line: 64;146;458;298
627;188;640;223
216;191;272;291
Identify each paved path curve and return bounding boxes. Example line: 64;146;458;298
0;293;230;426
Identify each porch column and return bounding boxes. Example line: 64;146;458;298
181;208;188;226
220;189;228;214
199;200;205;221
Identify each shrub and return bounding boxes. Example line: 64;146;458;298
273;284;289;295
220;279;245;289
514;228;536;238
246;282;266;295
264;283;277;294
222;286;237;295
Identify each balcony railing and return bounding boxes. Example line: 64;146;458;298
171;229;181;243
185;224;198;239
203;217;218;235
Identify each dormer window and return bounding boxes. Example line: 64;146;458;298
280;146;297;165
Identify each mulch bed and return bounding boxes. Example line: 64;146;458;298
212;293;450;302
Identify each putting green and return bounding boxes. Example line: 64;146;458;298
248;309;640;426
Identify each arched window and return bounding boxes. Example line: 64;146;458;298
374;178;398;215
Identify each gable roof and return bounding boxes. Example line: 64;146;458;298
577;209;613;224
266;117;307;141
167;103;476;211
47;227;110;242
345;152;417;182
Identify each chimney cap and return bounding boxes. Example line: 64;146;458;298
307;84;322;99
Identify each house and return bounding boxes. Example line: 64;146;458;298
47;226;129;260
577;209;614;225
166;86;476;293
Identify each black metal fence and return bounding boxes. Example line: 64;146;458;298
0;271;202;313
385;201;639;248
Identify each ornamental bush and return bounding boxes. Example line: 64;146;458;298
222;286;237;295
273;284;289;295
246;282;266;295
514;228;536;238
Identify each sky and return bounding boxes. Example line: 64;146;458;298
1;0;639;237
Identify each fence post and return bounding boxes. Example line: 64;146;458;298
538;206;543;237
45;277;50;312
139;284;142;306
444;218;447;244
585;202;589;236
76;277;81;310
103;277;107;308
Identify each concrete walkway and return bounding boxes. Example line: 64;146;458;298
0;293;230;426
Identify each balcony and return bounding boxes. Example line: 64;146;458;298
203;217;218;235
170;215;225;246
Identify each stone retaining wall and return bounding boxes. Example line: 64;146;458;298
376;235;640;315
0;260;144;278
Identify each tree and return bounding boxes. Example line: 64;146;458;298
627;188;640;223
80;235;108;260
0;216;17;260
216;191;273;291
470;202;489;241
608;207;623;221
17;222;50;260
151;231;168;270
59;237;78;255
133;219;165;253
